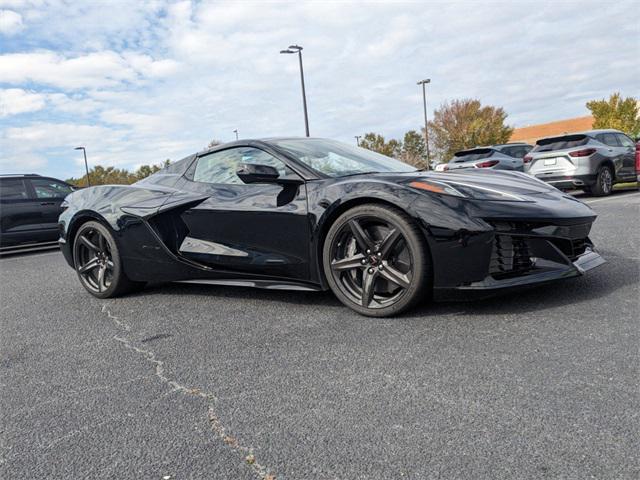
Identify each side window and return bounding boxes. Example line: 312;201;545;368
616;133;635;148
601;133;621;147
503;146;528;158
30;178;74;199
193;147;292;185
0;179;29;200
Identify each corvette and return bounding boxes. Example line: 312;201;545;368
59;138;605;317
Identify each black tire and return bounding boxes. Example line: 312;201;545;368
590;165;613;196
322;204;430;317
73;221;144;298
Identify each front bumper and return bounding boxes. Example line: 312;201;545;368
454;247;604;291
432;219;605;300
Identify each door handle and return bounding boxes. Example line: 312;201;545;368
40;201;55;205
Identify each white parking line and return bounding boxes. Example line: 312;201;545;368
582;192;640;204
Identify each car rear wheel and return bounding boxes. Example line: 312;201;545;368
590;165;613;196
323;204;430;317
73;221;144;298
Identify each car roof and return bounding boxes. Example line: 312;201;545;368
0;173;42;178
537;129;624;142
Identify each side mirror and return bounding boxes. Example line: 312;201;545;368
236;163;280;184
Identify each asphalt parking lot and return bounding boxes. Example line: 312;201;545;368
1;191;638;479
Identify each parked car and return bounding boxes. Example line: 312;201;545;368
59;137;603;317
0;174;76;253
433;163;449;172
523;129;637;196
446;143;533;171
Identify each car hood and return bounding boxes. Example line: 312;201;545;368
376;169;557;196
423;169;556;195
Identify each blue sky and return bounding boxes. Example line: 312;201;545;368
1;0;638;179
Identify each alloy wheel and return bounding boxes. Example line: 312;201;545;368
76;228;114;293
600;168;612;194
329;216;413;309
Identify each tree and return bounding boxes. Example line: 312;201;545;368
66;160;171;186
400;130;427;168
207;138;223;149
427;99;513;162
587;92;640;138
359;132;402;158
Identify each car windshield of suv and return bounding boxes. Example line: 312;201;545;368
272;138;417;177
452;149;494;162
533;135;588;152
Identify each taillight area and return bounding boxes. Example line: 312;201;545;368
476;160;499;168
569;148;596;157
523;155;533;164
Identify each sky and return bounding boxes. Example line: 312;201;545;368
0;0;638;179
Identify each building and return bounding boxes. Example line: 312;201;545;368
510;115;594;145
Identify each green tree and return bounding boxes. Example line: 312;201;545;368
400;130;427;168
586;92;640;137
427;99;513;162
66;160;171;186
359;132;402;158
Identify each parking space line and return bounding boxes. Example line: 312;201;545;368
583;192;640;204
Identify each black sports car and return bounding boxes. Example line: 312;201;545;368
58;138;605;316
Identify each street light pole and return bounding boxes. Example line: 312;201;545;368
233;129;239;140
74;146;90;186
355;135;361;146
280;44;310;137
417;79;431;170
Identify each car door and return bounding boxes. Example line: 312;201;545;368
615;133;637;180
27;177;75;232
0;178;45;247
597;133;625;179
178;146;310;281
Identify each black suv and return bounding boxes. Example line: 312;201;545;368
0;174;76;253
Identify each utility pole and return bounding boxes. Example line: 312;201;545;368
74;146;91;186
280;44;310;137
417;79;431;169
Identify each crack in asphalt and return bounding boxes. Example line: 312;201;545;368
100;305;276;480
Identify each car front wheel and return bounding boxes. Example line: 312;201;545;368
73;220;143;298
323;204;430;317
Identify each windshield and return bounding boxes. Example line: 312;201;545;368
452;149;494;162
533;134;588;152
272;138;417;177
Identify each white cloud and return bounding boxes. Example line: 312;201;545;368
0;50;178;89
0;9;22;35
0;88;46;116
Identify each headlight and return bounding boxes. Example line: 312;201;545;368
409;179;527;202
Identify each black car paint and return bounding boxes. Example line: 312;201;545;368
58;139;604;298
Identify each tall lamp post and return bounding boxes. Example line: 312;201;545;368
233;129;239;140
417;78;431;170
280;44;310;137
74;146;91;186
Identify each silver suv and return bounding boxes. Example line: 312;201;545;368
447;143;532;171
524;129;637;196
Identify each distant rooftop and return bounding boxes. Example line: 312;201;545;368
510;115;594;144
